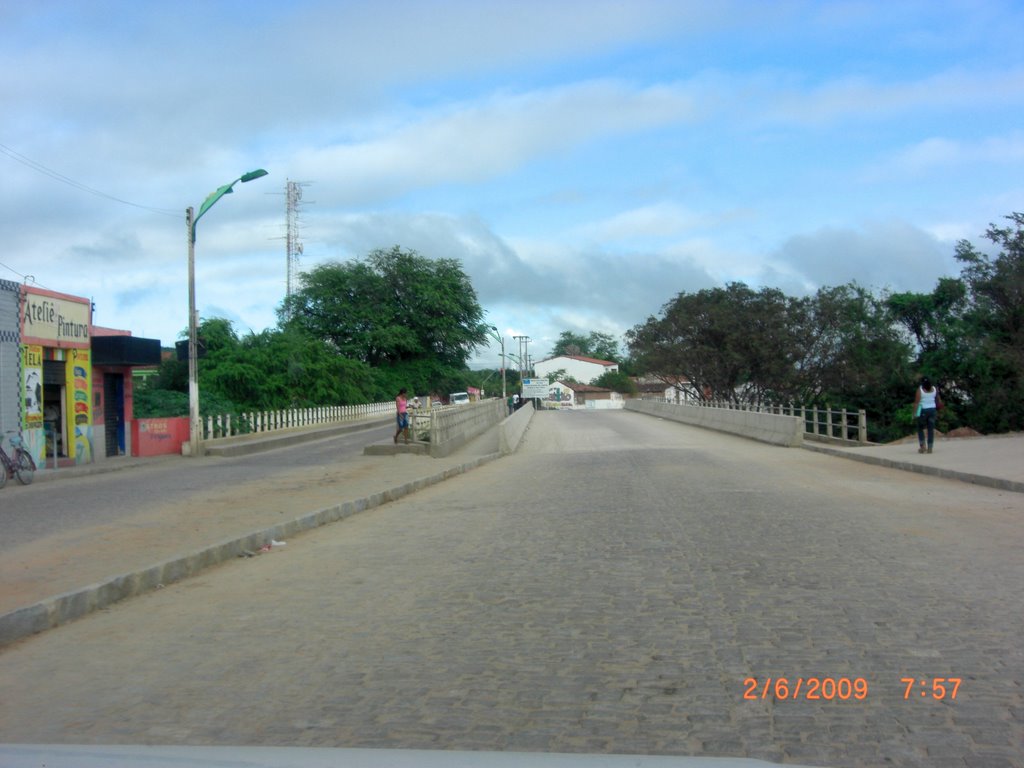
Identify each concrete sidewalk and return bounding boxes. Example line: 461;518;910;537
802;432;1024;494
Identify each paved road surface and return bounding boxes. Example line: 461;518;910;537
0;420;460;614
0;420;394;551
1;411;1022;766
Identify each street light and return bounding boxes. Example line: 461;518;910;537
186;168;268;457
488;326;507;400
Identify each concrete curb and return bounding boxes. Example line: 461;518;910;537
801;442;1024;494
0;451;502;650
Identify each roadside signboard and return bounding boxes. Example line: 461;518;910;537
521;378;550;399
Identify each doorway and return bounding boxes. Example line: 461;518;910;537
103;373;125;457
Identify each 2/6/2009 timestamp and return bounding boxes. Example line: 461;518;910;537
901;677;962;700
743;677;869;701
742;677;963;701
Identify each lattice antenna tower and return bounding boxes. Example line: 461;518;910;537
284;179;312;318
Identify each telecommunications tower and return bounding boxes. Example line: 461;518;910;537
284;179;311;318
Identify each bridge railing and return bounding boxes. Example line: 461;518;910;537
642;397;868;444
202;402;393;441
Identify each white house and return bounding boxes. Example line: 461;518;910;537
533;354;618;385
634;375;696;403
546;380;622;410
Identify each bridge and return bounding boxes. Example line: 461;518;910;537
0;409;1021;766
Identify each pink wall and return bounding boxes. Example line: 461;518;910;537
132;417;188;457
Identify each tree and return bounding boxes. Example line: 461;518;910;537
886;278;970;423
544;368;576;384
626;283;801;404
949;213;1024;431
551;331;589;358
797;284;913;439
550;330;621;361
886;277;967;358
885;213;1024;434
592;370;637;396
626;281;914;440
281;246;487;369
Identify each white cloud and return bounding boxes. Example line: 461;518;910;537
288;80;700;204
573;202;710;243
769;220;958;293
3;0;1022;371
871;132;1024;178
762;68;1024;126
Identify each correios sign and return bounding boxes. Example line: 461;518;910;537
21;287;91;348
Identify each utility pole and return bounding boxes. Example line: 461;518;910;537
513;335;529;379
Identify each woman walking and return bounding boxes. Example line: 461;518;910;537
394;388;410;445
913;377;942;454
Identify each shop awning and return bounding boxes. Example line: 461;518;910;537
91;336;161;366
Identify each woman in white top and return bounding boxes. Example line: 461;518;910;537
913;377;942;454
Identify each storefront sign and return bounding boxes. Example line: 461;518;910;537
22;345;43;428
67;348;93;463
21;288;91;347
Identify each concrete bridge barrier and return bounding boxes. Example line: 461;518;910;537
429;399;508;458
499;401;534;455
625;399;803;447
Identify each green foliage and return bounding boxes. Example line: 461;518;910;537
551;330;621;361
150;354;187;392
627;281;914;442
627;283;809;405
132;387;189;418
885;213;1024;433
281;246;487;369
592;370;637;395
372;358;471;401
626;212;1024;438
950;213;1024;431
200;325;378;409
132;385;240;420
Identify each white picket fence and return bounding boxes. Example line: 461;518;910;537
203;402;394;440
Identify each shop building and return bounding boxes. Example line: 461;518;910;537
0;280;160;471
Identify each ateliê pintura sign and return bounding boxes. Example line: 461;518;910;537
21;287;91;347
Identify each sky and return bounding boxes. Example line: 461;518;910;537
2;0;1022;370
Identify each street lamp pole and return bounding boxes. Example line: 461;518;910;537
186;206;199;457
489;326;506;400
186;168;268;457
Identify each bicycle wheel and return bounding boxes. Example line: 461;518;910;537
15;450;35;485
0;458;8;489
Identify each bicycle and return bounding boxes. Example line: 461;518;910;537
0;431;36;488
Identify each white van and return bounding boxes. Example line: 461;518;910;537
449;392;470;406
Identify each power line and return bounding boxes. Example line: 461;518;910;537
0;262;52;291
0;142;181;218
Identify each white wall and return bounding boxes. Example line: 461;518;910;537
534;356;617;384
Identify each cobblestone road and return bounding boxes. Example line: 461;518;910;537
1;411;1022;766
